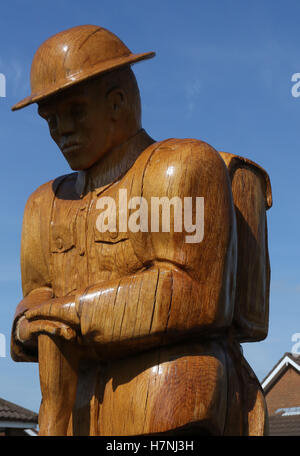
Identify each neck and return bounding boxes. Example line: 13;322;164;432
75;129;155;196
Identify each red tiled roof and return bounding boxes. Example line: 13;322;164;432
269;414;300;436
0;397;38;423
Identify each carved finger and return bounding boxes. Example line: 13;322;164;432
28;320;77;341
25;302;52;320
25;301;80;327
16;316;31;343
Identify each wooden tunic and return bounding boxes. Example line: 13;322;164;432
11;131;271;435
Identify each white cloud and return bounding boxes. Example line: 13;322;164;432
185;79;202;114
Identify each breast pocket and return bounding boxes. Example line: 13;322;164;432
93;224;129;244
50;216;79;297
91;191;143;276
51;222;76;253
93;196;129;244
93;217;144;276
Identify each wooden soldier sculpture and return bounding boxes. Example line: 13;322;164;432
10;25;272;436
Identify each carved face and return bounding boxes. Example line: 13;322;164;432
37;78;116;170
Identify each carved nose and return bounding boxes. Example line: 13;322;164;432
57;114;76;136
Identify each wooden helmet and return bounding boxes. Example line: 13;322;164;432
12;24;155;111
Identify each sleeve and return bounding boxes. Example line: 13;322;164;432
75;139;238;359
11;182;54;362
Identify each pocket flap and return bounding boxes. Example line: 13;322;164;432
94;225;129;244
51;223;75;253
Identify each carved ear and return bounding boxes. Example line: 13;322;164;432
106;88;126;121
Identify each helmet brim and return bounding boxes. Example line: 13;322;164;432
11;51;155;111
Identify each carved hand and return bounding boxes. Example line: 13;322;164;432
21;296;80;343
17;315;77;344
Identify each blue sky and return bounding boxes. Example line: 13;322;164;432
0;0;300;413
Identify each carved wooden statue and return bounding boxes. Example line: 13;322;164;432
10;25;272;436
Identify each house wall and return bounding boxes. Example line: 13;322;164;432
266;366;300;415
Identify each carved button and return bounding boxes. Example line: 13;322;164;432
109;230;118;239
56;237;63;250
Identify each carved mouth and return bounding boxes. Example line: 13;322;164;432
62;143;82;154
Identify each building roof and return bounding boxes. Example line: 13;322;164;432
0;397;38;423
269;412;300;436
262;352;300;393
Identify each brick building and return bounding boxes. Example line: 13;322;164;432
262;353;300;435
0;397;38;436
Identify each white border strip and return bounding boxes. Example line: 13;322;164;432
262;355;300;390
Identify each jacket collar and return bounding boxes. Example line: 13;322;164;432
75;129;154;198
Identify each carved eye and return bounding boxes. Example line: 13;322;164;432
71;103;85;120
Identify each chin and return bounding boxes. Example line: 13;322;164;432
64;153;89;171
68;162;87;171
63;150;106;171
